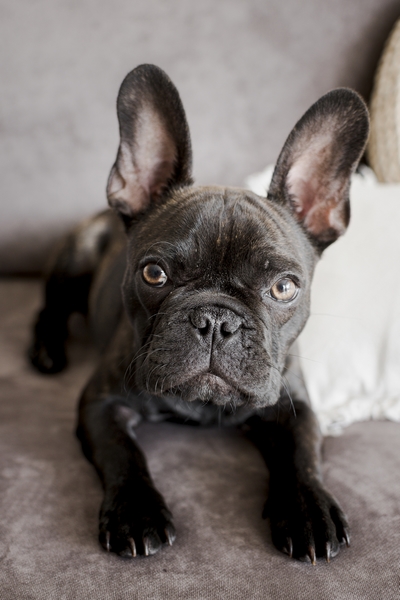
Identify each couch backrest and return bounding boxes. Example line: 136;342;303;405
1;0;399;273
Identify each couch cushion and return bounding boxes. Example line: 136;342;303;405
368;18;400;182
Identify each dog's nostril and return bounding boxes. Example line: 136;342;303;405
198;321;210;336
189;311;211;336
220;319;240;337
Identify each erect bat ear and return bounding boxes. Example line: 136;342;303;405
107;64;193;222
268;89;369;251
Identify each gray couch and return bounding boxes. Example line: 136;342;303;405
1;1;400;598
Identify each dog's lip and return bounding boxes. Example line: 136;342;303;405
202;371;226;384
162;371;238;396
187;370;234;389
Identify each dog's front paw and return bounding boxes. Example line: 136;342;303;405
99;485;176;557
29;338;67;374
29;311;67;374
266;480;350;564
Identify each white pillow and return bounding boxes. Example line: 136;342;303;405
246;166;400;435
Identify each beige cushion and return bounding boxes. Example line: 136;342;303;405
368;18;400;182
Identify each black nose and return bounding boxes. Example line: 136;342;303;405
189;307;242;340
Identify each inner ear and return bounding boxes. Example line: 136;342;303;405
286;133;350;241
107;64;192;220
268;89;369;250
107;108;178;216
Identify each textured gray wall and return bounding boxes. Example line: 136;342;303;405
0;0;399;272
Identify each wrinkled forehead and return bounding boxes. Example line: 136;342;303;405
131;186;315;276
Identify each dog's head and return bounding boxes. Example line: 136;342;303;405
107;65;369;409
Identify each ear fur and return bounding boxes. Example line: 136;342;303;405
268;89;369;251
107;64;192;220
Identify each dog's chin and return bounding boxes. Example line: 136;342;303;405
161;373;257;407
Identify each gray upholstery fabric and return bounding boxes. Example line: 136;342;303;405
1;278;399;599
1;0;399;273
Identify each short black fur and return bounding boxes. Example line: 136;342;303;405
30;64;368;563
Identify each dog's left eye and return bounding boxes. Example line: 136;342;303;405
269;278;298;302
142;263;168;287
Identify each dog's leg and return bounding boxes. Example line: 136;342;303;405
77;378;175;557
247;357;349;564
29;213;112;373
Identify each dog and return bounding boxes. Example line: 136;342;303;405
29;64;369;564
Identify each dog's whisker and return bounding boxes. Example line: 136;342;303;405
267;361;296;418
122;338;157;391
146;312;169;323
282;365;307;383
309;312;361;321
145;361;166;392
287;352;321;365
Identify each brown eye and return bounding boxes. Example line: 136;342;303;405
142;263;168;287
270;278;298;302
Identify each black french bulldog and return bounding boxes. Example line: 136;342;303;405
30;64;369;564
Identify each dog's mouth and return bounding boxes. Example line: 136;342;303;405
159;371;248;407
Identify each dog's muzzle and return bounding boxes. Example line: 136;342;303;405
135;291;277;408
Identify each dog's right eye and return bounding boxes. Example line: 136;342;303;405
142;263;168;287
